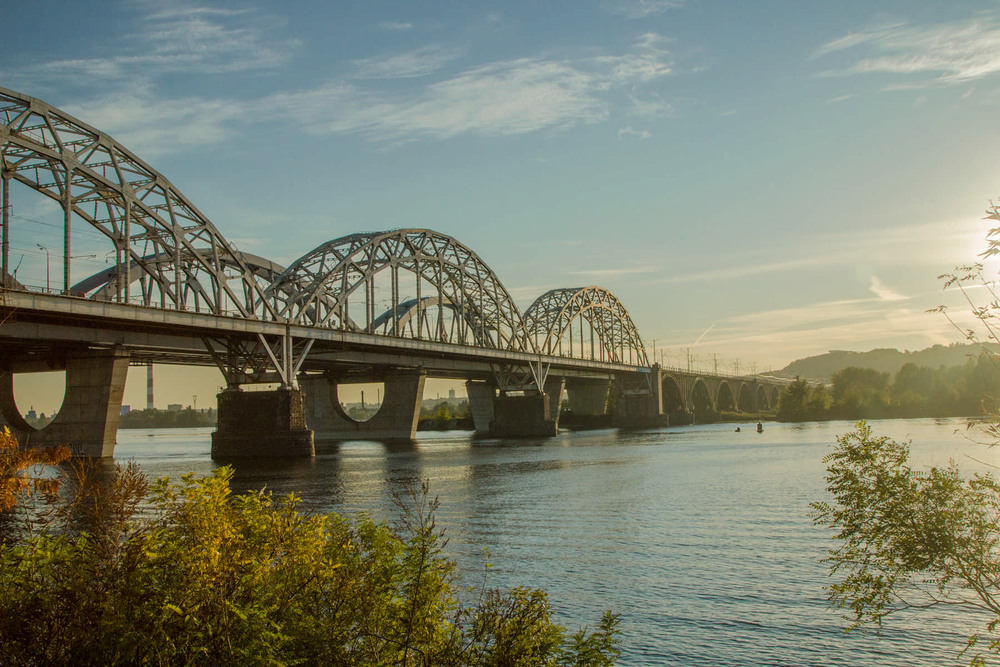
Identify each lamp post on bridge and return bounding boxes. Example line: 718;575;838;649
35;243;49;292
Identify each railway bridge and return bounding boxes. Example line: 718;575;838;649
0;87;785;457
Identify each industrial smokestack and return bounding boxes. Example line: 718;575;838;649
146;363;154;410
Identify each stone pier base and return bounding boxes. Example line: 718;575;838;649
614;392;663;429
0;348;130;457
212;387;314;459
491;391;558;437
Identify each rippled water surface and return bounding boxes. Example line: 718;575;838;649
115;418;999;666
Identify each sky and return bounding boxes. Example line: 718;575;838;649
4;0;1000;414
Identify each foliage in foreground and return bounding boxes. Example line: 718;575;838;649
0;427;69;512
0;456;620;666
812;421;1000;665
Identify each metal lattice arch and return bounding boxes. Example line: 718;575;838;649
1;86;652;365
523;286;649;365
70;250;288;307
0;87;276;318
266;229;535;352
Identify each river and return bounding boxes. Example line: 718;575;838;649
114;418;998;666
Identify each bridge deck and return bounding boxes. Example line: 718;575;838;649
0;291;649;380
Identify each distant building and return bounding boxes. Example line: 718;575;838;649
448;389;456;400
120;404;131;415
26;407;37;421
167;403;183;412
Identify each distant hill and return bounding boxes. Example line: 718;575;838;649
773;343;997;382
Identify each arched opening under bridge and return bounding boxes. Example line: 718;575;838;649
716;382;736;412
756;385;770;411
335;381;385;423
690;379;714;419
738;383;754;413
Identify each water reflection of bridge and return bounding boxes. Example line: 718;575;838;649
0;87;785;458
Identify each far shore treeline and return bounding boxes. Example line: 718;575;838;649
775;352;1000;421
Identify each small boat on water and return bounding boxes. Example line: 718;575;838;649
756;422;763;433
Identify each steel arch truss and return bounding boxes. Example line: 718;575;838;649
266;229;533;351
0;87;276;317
71;250;287;308
523;286;649;365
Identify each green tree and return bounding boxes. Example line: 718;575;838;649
831;367;890;419
804;383;832;418
812;422;1000;664
814;199;1000;664
777;377;809;421
777;378;831;422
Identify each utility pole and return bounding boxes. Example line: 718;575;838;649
1;166;8;288
36;243;49;292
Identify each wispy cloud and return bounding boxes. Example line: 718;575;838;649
12;1;297;84
605;0;684;19
62;89;247;158
379;22;414;31
654;217;984;286
12;5;676;151
264;33;675;142
869;276;907;301
664;295;961;368
618;126;652;139
351;46;464;79
264;60;607;141
567;265;659;279
816;18;1000;86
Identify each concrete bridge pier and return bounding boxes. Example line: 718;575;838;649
490;391;556;437
301;370;426;442
566;378;611;415
0;348;130;457
465;380;496;434
211;386;314;459
614;370;663;429
487;377;564;438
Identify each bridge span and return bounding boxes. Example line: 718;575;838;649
0;86;785;457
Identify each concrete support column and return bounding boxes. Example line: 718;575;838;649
465;380;495;434
544;376;566;429
565;378;611;415
614;371;664;430
614;391;662;429
301;370;426;442
212;386;314;459
5;349;131;456
491;390;557;437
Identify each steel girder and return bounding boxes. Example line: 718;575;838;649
0;87;277;318
266;229;534;352
523;286;649;366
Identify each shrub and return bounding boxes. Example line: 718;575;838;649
0;443;620;666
